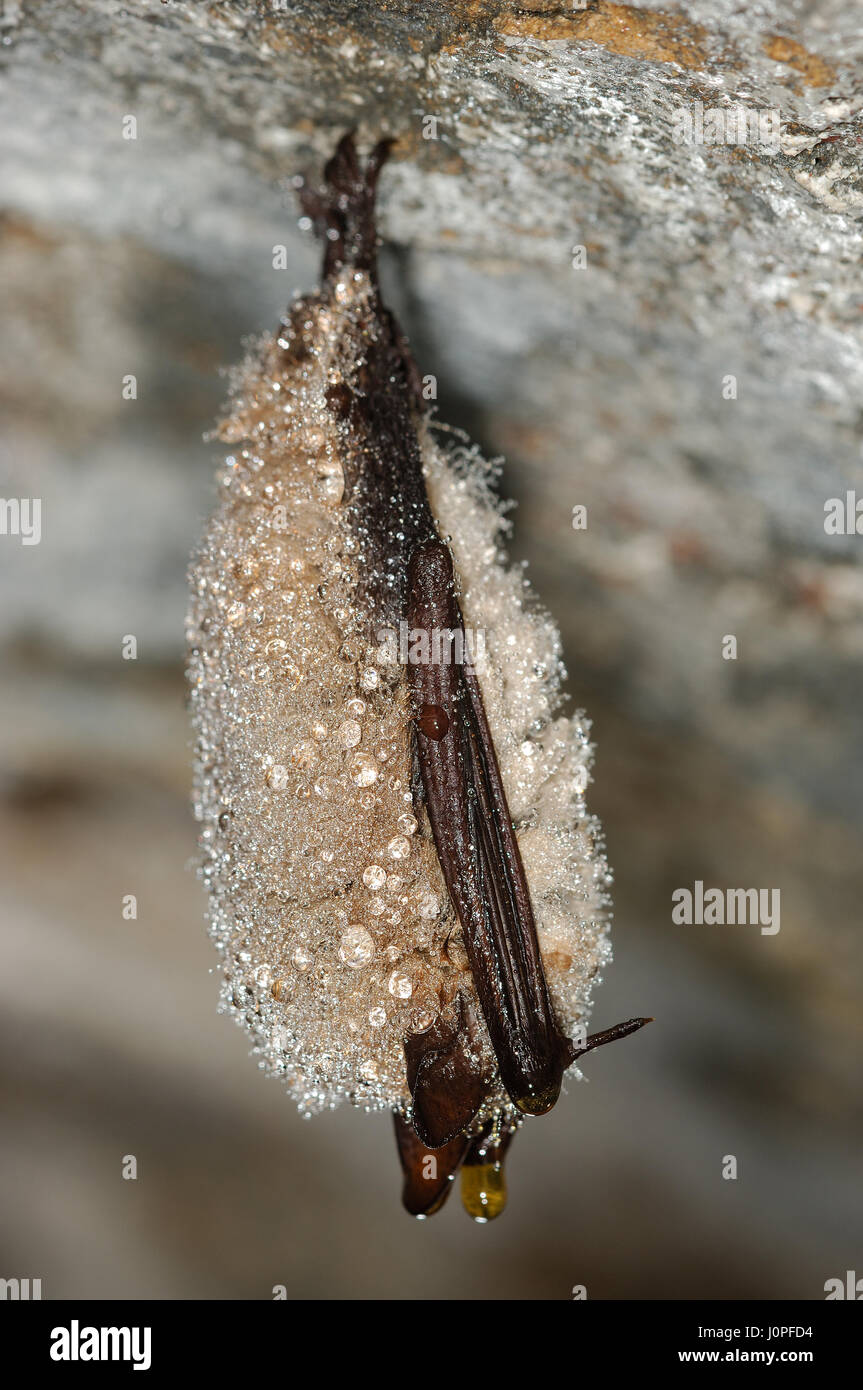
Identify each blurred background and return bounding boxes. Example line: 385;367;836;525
1;0;861;1299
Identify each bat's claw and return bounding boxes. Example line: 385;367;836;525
567;1016;654;1064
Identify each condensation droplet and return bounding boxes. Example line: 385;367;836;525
337;719;362;749
315;457;345;504
388;970;413;999
339;926;375;968
292;946;312;972
291;741;316;768
350;752;379;786
407;1003;436;1034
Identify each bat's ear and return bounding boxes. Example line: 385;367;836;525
403;993;490;1148
298;130;396;278
393;1112;469;1218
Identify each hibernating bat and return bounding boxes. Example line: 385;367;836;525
187;133;650;1221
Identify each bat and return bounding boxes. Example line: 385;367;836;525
188;132;650;1222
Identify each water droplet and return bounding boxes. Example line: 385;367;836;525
407;1000;436;1033
388;970;413;999
461;1159;507;1223
314;457;345;504
290;741;316;768
363;864;386;890
337;719;362;749
339;926;375;968
350;752;379;786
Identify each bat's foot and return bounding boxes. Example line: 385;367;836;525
298;130;394;277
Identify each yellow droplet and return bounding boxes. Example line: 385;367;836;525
461;1161;507;1222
